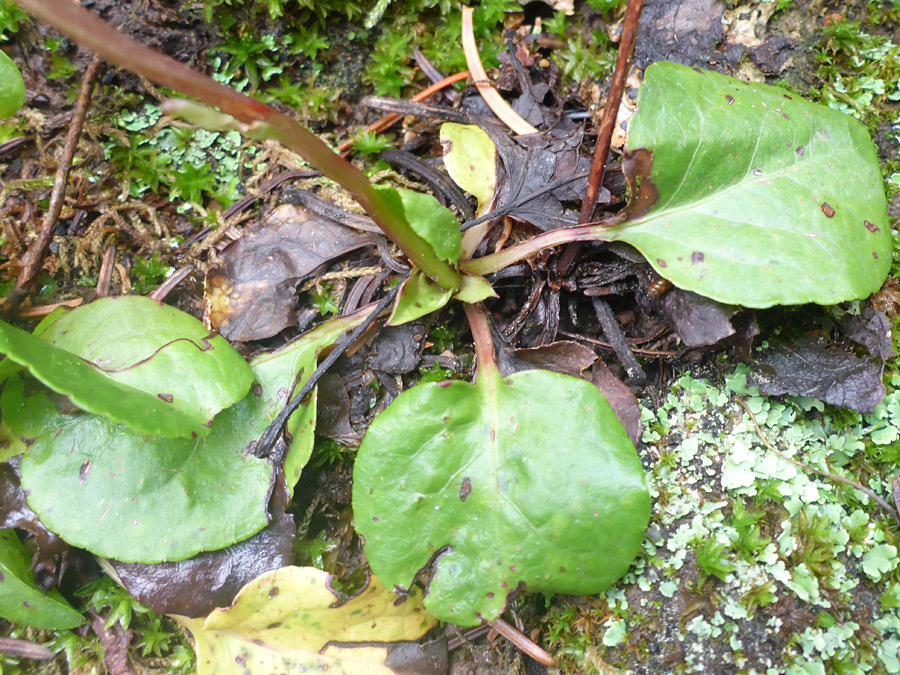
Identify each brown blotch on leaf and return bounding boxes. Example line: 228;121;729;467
725;95;735;105
157;393;174;403
486;592;494;598
268;587;279;598
821;202;835;218
691;251;705;265
874;252;880;259
796;146;805;156
459;477;472;502
622;148;660;220
656;258;668;268
866;220;880;233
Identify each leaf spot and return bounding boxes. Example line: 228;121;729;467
786;141;792;147
437;381;452;388
269;587;279;598
656;258;668;268
691;66;705;74
459;477;472;502
865;220;880;233
820;202;835;218
157;393;174;403
266;623;281;630
691;251;705;265
753;168;763;177
486;592;494;598
796;146;805;156
510;565;517;571
784;94;793;100
725;95;734;105
78;460;91;484
874;251;879;259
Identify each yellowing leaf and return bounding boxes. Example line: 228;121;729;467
440;123;497;216
176;566;440;675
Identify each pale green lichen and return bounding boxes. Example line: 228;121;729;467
550;362;900;674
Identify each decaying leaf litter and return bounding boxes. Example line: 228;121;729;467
1;0;896;672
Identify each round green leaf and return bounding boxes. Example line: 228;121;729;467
0;297;252;438
353;368;650;626
41;296;253;432
375;186;462;265
612;61;891;308
0;51;24;118
440;123;497;215
17;314;365;563
0;529;84;630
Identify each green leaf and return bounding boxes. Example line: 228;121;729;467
440;123;497;215
0;297;253;438
387;270;453;326
0;50;24;118
376;186;462;264
0;529;84;630
612;61;891;308
177;567;438;675
453;273;497;304
16;313;366;563
353;368;650;626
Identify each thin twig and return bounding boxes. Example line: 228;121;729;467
0;637;54;660
336;71;470;153
219;169;320;221
557;0;644;275
4;55;103;314
558;329;676;357
361;96;473;123
380;148;474;219
460;171;589;232
591;297;645;383
461;7;537;136
96;245;115;298
254;275;406;459
487;617;556;667
735;398;900;525
149;265;194;302
447;625;492;650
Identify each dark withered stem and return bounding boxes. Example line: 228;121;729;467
254;275;406;459
591;297;646;384
4;55;103;313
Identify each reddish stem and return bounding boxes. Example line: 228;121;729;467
487;617;556;667
557;0;644;275
463;303;499;382
579;0;644;224
15;0;461;290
